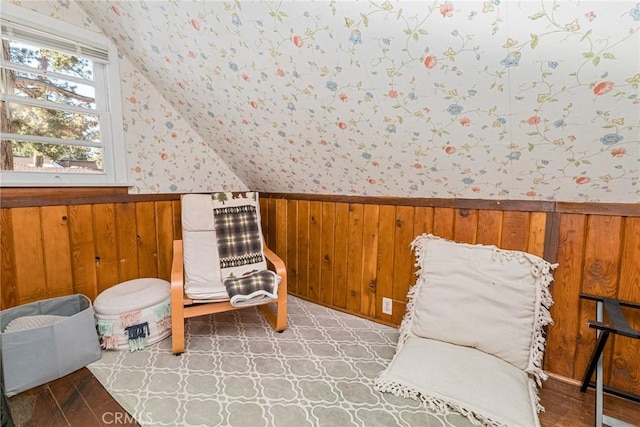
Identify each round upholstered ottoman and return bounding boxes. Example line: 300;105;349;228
94;278;171;351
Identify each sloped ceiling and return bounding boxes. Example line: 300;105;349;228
34;1;640;200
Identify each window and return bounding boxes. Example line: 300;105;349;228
0;3;127;187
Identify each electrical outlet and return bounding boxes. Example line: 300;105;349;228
382;297;392;315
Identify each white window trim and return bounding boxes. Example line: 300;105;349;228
0;3;128;187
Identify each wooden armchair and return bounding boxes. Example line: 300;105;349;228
170;192;287;355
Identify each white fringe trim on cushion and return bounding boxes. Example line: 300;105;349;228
395;276;420;350
484;239;557;386
530;375;545;414
374;376;507;427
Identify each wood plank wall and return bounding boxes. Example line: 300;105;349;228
258;196;551;326
544;208;640;396
0;188;182;306
258;194;640;396
1;188;638;396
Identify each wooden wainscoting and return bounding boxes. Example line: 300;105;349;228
0;189;181;308
1;188;639;397
258;195;552;327
545;207;640;396
259;193;640;396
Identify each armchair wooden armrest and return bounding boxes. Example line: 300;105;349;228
170;240;186;354
261;242;288;332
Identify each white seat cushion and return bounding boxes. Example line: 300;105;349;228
183;228;226;299
375;337;540;427
182;194;225;299
183;285;228;301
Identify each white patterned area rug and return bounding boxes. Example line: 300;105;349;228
88;296;474;427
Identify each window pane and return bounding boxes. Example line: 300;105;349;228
1;69;96;109
3;38;94;81
1;138;103;173
7;101;101;143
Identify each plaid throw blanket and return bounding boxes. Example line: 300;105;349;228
213;205;265;268
212;195;278;306
224;270;279;307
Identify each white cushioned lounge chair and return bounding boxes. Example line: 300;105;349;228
375;234;557;427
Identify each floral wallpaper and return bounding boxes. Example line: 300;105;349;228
16;1;640;201
8;0;247;194
117;58;247;194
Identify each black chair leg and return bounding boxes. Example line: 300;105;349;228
580;330;609;393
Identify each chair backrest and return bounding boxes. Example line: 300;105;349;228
181;192;267;300
401;234;556;382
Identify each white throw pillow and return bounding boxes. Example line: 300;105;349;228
403;234;556;381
